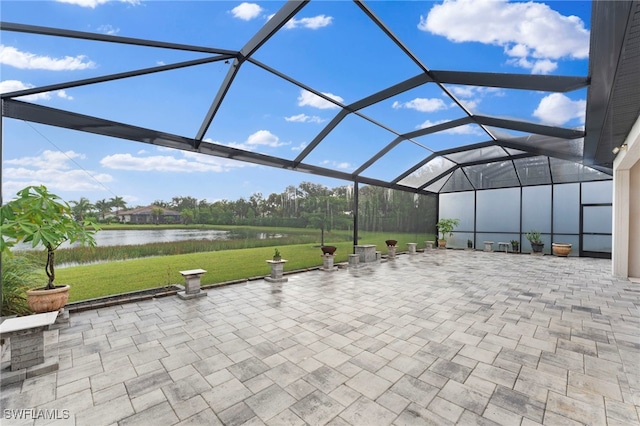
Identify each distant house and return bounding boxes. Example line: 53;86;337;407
117;205;181;224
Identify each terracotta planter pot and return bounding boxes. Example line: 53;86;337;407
26;285;70;313
438;239;446;248
552;243;572;257
321;246;337;255
385;240;397;247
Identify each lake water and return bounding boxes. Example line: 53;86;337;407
12;229;284;251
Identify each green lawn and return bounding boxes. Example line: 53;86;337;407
56;231;434;302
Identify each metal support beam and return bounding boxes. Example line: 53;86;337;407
241;1;309;59
430;70;588;93
0;56;232;100
196;1;309;146
346;73;433;111
195;58;241;146
2;100;437;196
353;136;403;176
474;115;585;139
293;110;349;165
402;117;474;139
0;21;236;55
353;181;359;251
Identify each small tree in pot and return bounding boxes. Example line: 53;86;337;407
1;185;99;313
436;218;460;248
525;230;544;255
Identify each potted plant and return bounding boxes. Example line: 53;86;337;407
272;248;282;261
266;248;287;282
525;230;544;255
385;240;398;259
321;245;337;255
466;239;473;249
510;240;520;252
436;218;460;248
0;185;99;313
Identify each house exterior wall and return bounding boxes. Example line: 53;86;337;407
630;162;640;278
613;115;640;279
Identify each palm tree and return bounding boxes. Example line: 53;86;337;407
94;199;111;220
109;196;127;221
70;197;94;221
151;207;164;225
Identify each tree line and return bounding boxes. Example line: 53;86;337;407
69;182;437;233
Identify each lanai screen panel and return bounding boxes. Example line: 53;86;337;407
412;124;489;152
443;145;509;164
550;158;611;183
463;160;520;189
359;140;434;183
1;0;624;207
397;156;456;189
514;156;552;186
439;169;475;192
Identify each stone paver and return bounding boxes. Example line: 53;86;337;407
1;251;639;425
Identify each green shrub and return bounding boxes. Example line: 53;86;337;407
1;254;42;316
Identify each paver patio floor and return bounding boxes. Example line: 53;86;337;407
1;249;639;425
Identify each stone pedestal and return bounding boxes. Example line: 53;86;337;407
0;311;59;379
348;254;360;268
321;254;335;272
266;260;288;283
425;241;435;250
484;241;494;252
178;269;208;300
355;244;377;263
407;243;417;254
387;246;397;259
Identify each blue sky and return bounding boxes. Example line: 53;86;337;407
1;0;591;207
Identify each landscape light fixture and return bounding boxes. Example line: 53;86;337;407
612;143;628;154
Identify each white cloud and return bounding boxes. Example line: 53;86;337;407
101;153;231;172
449;86;474;98
101;134;286;173
533;93;586;126
96;24;119;35
291;142;307;152
2;150;113;196
530;59;557;75
416;119;483;135
297;90;343;110
320;160;353;170
392;97;448;113
285;15;333;30
284;113;325;123
245;130;286;147
231;2;263;21
55;0;139;8
3;168;113;195
4;150;85;169
419;0;589;74
0;45;95;70
57;90;74;100
0;80;74;101
226;130;288;151
447;86;503;112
